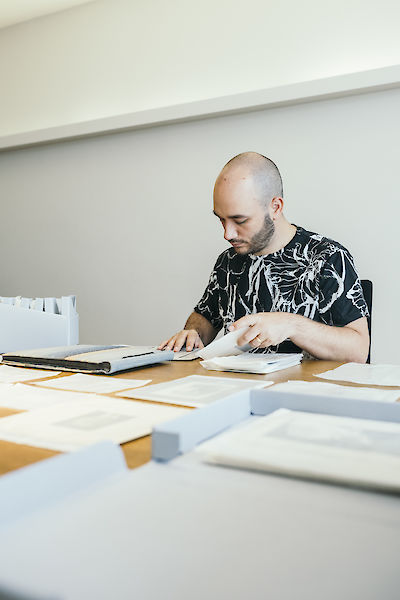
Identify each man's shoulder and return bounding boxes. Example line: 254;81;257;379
295;225;353;260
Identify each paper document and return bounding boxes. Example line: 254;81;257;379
117;375;271;407
32;373;151;395
0;383;112;411
0;365;60;383
316;363;400;387
173;327;252;361
200;353;302;374
202;408;400;492
0;396;188;451
271;380;400;402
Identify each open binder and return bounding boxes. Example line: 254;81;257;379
1;345;174;374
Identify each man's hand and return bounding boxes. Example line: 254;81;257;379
158;329;205;352
158;312;218;353
229;312;369;363
229;313;294;348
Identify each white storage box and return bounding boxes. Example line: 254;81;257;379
0;295;79;353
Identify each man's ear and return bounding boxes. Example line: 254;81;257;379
270;196;284;219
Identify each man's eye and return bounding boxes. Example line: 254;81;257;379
235;220;247;225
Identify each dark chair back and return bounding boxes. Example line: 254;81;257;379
361;279;373;363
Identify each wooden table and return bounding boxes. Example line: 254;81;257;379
0;358;368;475
1;359;400;600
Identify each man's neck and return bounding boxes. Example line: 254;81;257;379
255;220;297;255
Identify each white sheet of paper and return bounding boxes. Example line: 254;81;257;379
32;373;151;394
202;408;400;491
0;396;187;451
172;328;252;361
0;383;110;410
200;353;302;374
0;365;60;383
271;380;400;402
116;375;271;407
316;363;400;387
198;327;252;359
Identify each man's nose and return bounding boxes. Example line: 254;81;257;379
224;222;238;240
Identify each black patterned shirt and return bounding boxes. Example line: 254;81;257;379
194;226;368;353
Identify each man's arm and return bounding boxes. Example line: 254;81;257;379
230;313;369;363
158;312;219;352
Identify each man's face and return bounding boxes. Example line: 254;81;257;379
213;175;275;255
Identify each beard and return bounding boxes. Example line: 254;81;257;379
232;213;275;255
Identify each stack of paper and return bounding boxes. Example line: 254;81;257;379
200;353;302;374
202;408;400;492
316;363;400;387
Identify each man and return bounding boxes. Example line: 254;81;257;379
159;152;369;362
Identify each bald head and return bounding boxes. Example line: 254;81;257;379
215;152;283;208
213;153;294;255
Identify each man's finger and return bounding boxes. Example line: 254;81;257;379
194;337;205;349
237;327;262;347
173;331;190;352
186;331;197;352
229;315;257;331
157;339;170;350
185;331;199;352
165;335;179;351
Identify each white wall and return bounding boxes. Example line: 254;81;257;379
1;86;399;363
0;0;399;363
1;0;400;136
0;0;96;29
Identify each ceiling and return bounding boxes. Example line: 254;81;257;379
0;0;97;29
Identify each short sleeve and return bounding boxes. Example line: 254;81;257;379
194;258;224;331
318;247;369;326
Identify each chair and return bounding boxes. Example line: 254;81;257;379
361;279;373;363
